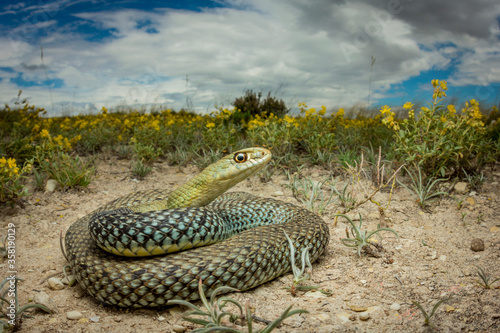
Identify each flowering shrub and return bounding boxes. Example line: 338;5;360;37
0;157;31;206
380;80;496;177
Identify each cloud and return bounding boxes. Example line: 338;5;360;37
0;0;499;116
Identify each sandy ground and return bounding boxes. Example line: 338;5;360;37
2;155;500;333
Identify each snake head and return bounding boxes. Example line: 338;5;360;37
176;147;272;207
204;147;271;182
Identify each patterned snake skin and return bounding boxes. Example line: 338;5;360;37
64;148;330;308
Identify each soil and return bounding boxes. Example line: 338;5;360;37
2;155;500;333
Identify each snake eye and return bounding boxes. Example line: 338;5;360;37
234;152;248;163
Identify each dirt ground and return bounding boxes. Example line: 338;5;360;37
2;155;500;333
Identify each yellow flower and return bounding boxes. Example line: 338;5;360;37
206;122;215;128
0;157;6;167
380;105;392;115
447;105;456;114
40;129;50;138
403;102;414;110
440;115;447;123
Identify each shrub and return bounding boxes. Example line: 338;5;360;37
380;80;496;178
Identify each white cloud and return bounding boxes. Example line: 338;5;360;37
0;0;499;115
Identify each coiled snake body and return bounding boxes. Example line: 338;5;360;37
65;148;330;308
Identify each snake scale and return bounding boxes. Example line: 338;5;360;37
64;147;330;308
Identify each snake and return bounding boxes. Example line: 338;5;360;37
64;147;330;308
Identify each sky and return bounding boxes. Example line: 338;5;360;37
1;0;499;116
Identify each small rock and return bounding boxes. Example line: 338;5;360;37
314;313;330;322
272;190;284;197
45;179;59;193
304;290;328;298
490;226;499;233
430;251;438;260
157;316;166;321
360;280;367;284
172;325;185;333
66;311;83;320
359;312;371;321
470;238;485;252
445;305;455;313
90;316;100;323
439;255;447;261
454;182;468;194
347;304;368;312
336;312;351;322
33;292;57;313
474;255;481;259
390;303;401;311
48;277;64;290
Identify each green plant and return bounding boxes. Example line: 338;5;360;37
0;157;30;207
451;195;466;210
193;148;224;171
231;89;289;125
38;153;96;189
331;149;403;224
412;298;449;330
336;213;399;257
398;165;448;209
132;159;152;178
168;279;307;333
475;266;500;289
283;231;321;296
0;277;51;332
32;166;46;191
462;168;486;191
331;182;358;212
285;170;336;214
336;147;360;169
380;80;495;178
132;142;162;165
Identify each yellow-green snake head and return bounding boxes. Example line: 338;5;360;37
178;147;272;207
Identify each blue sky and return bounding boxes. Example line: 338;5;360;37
1;0;499;116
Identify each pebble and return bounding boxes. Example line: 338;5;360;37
48;277;65;290
33;292;58;313
304;290;328;298
430;251;438;260
172;325;185;333
390;303;401;311
66;311;83;320
336;312;351;322
454;182;468;194
272;190;284;197
359;312;371;321
439;255;447;261
45;179;59;193
90;316;100;323
470;238;485;252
